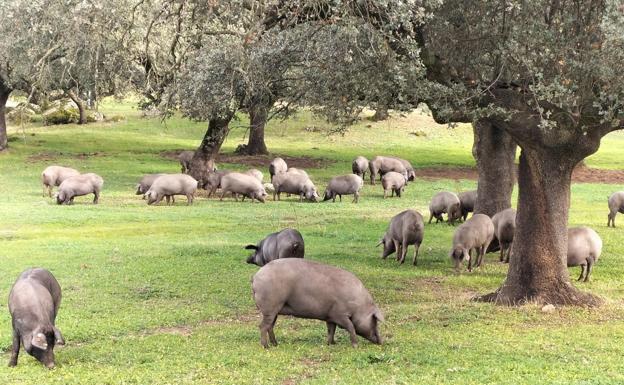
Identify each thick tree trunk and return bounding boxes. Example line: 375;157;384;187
472;119;517;216
67;89;87;124
189;116;233;185
0;85;11;151
479;148;601;306
245;104;269;155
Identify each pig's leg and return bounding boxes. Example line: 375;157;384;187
259;314;276;348
8;329;19;367
467;249;473;272
165;196;171;205
326;322;336;345
53;327;65;345
578;264;586;281
428;213;433;224
337;316;358;347
93;190;99;204
187;194;193;205
585;259;594;282
412;243;419;266
399;241;408;264
393;239;401;261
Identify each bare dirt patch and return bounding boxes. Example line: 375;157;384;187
161;150;334;169
26;151;106;163
417;165;624;184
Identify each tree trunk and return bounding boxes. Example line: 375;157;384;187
67;89;87;124
472;119;517;216
479;148;601;306
245;104;269;155
0;85;11;151
189;116;233;185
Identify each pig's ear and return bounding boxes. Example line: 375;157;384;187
373;308;384;323
244;244;258;250
31;332;48;350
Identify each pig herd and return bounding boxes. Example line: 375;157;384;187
15;153;619;367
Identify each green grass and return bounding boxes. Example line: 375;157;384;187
1;100;624;384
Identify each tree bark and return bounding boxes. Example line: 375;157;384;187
189;116;233;185
0;84;11;151
244;104;269;155
472;119;517;216
67;89;87;124
479;148;601;306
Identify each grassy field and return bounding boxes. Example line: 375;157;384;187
1;101;624;384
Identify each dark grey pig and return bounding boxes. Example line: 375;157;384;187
607;191;624;227
429;191;462;224
368;156;408;185
269;157;288;179
41;166;80;197
351;156;369;180
252;259;383;348
450;213;495;272
245;228;305;266
146;173;197;205
56;173;104;205
389;157;416;182
202;170;231;197
8;268;64;369
491;208;516;263
219;172;267;203
381;171;406;198
458;190;477;221
323;174;364;203
178;150;194;174
271;172;319;202
377;210;425;265
567;227;602;282
135;173;166;198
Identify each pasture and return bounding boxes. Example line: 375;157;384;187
1;101;624;384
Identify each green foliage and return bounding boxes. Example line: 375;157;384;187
43;108;80;125
1;101;624;383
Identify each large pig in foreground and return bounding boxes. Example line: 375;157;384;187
41;166;80;197
8;268;64;369
56;173;104;205
567;227;602;282
145;174;197;205
245;228;305;266
252;259;383;348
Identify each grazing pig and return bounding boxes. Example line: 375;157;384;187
381;172;406;198
323;174;364;203
8;268;64;368
135;173;166;198
245;228;305;266
252;259;383;348
178;150;194;174
607;191;624;227
389;157;416;182
449;214;495;272
56;173;104;205
269;157;287;179
286;167;309;177
429;191;462;224
202;170;232;197
567;227;602;282
377;210;425;265
271;172;319;202
458;190;477;221
145;174;197;205
491;208;516;263
245;169;264;183
352;156;369;180
368;156;408;185
41;166;80;197
219;172;267;203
